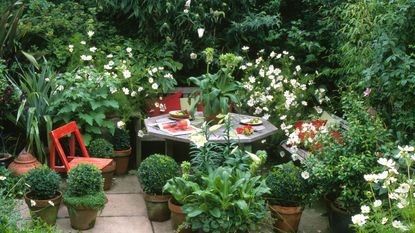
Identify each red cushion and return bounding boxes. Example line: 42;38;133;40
147;92;183;117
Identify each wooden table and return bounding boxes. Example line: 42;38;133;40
144;112;278;155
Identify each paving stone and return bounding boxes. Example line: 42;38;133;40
298;200;330;233
152;220;173;233
56;216;153;233
58;193;147;218
107;174;143;194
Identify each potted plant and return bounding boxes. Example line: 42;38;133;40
188;48;240;122
88;138;116;190
64;163;107;230
137;153;180;222
266;162;312;233
24;166;61;225
112;128;131;175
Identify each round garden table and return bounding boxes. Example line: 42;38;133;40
144;112;278;155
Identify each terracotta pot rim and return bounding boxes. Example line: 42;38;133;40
24;191;63;207
330;201;352;214
0;153;12;159
269;204;303;215
168;198;184;214
144;193;171;202
114;147;132;157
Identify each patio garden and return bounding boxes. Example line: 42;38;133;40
1;0;415;233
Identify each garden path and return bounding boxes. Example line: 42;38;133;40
19;173;329;233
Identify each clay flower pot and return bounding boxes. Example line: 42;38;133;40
168;198;195;233
8;152;41;176
269;204;304;233
66;204;100;230
102;160;116;190
24;191;62;225
144;193;171;221
329;202;355;233
113;147;131;175
0;152;13;167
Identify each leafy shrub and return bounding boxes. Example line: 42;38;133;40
0;166;26;198
25;166;60;200
112;128;130;151
137;154;179;194
88;138;114;158
266;162;311;207
64;163;106;210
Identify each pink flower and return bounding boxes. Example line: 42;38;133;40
363;88;371;97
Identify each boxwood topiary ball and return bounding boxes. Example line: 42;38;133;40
89;138;114;158
137;154;180;194
66;163;103;197
26;166;61;200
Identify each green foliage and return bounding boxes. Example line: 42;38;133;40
266;162;312;207
0;193;20;232
112;128;130;151
65;163;103;197
137;154;180;194
63;191;106;210
0;166;26;198
0;60;19;128
25;166;60;200
182;167;270;233
0;1;24;59
88;138;114;158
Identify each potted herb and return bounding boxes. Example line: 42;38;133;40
64;163;107;230
266;162;312;233
24;166;61;225
88;138;116;190
188;48;241;122
112;128;131;175
137;154;180;222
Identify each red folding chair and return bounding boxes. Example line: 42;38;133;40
49;121;113;172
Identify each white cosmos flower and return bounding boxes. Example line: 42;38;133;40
148;77;154;84
30;200;36;207
248;76;256;83
48;200;55;206
122;69;131;79
377;158;396;169
242;46;249;51
87;31;95;38
89;47;97;53
381;217;388;224
80;55;92;61
373;200;382;208
361;205;370;214
0;176;6;181
117;121;125;129
301;171;310;180
197;28;205;38
80;41;86;45
151;83;159;90
351;214;368;226
392;220;409;231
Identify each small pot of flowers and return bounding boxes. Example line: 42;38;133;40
137;154;180;222
265;162;313;233
24;166;62;225
112;128;131;175
89;138;116;190
64;163;107;230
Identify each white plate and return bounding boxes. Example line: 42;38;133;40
240;118;263;126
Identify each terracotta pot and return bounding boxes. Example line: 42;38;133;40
8;152;41;176
102;160;116;190
168;198;195;233
0;153;13;167
113;147;131;175
24;191;62;225
329;202;355;233
144;193;171;221
269;204;303;233
66;204;99;230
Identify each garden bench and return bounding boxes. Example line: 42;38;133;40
134;87;198;166
281;111;348;161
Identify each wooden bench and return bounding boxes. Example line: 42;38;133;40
133;87;198;166
281;111;348;161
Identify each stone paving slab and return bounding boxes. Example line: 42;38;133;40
107;172;143;194
152;220;173;233
56;216;153;233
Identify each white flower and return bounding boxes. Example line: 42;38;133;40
185;0;191;7
122;87;130;95
56;85;64;91
261;139;267;144
392;220;409;231
381;217;388;224
126;47;132;53
280;115;287;120
0;176;6;181
351;214;368;226
314;106;323;114
190;134;207;148
87;31;95;38
151;83;159;90
283;51;289;55
395;183;410;194
301;171;310;180
164;73;173;79
148;77;154;84
270;51;276;58
80;55;92;61
110;86;117;94
239;65;247;70
190;52;197;60
183;9;189;13
48;200;55;206
373;200;382;208
137;130;145;138
104;64;112;70
262;114;270;120
360;205;370;214
197;28;205;38
30;200;36;207
137;87;144;92
248;76;256;83
289;55;295;60
131;91;137;97
68;44;74;53
117;121;125;129
89;47;97;53
122;69;131;79
80;41;86;45
107;54;113;58
377;158;396;169
295;65;301;72
276;53;282;59
242;46;249;51
279;151;285;158
301;101;308;106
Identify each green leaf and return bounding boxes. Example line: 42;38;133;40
21;51;39;70
209;208;221;218
79;113;94;126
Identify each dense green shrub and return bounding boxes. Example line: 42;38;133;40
25;166;60;200
112;128;130;151
88;138;114;158
266;162;311;207
64;163;106;209
137;154;180;194
0;166;26;198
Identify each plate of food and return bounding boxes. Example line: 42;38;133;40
240;118;263;126
169;110;190;119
